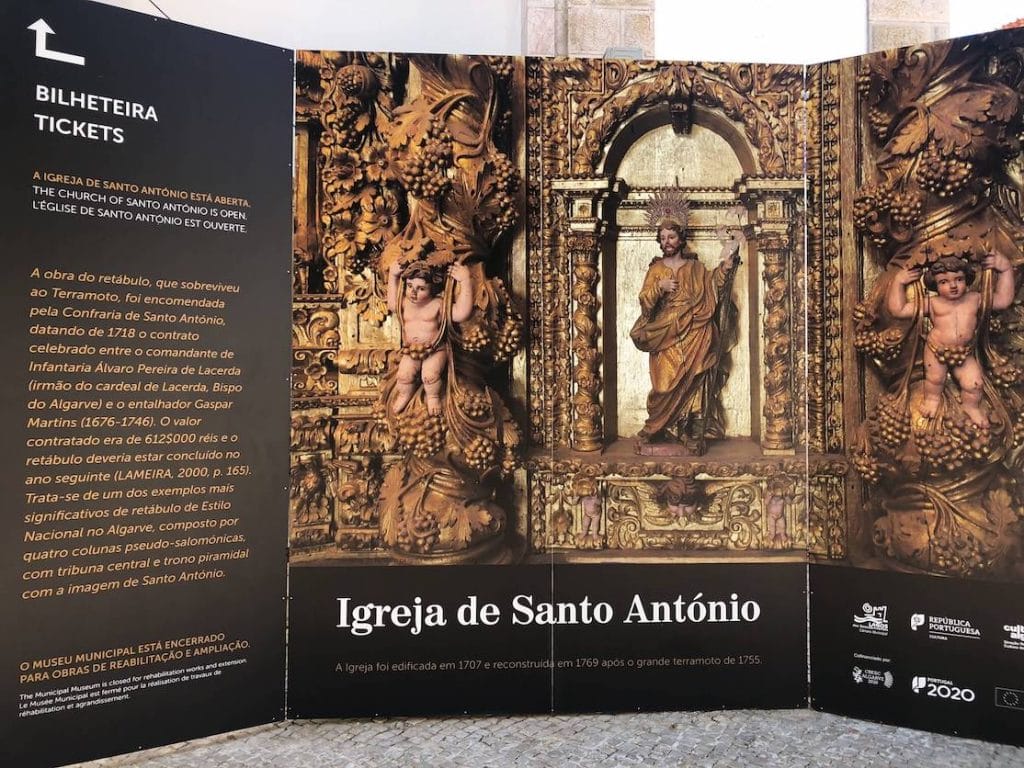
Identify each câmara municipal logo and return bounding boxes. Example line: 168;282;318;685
852;603;889;636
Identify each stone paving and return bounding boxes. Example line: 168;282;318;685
72;709;1024;767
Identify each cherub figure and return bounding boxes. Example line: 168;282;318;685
765;490;790;549
387;260;473;415
887;253;1014;427
656;476;702;524
573;478;602;547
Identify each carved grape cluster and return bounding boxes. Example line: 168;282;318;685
856;69;873;99
991;362;1023;388
868;106;891;139
1014;417;1024;447
854;328;903;362
485;56;514;79
851;300;877;326
851;446;881;484
326;104;367;150
851;192;878;230
851;184;923;245
459;390;492;419
917;141;973;197
914;416;991;472
396;411;446;458
459;322;492;353
338;68;362;94
464;435;497;471
493;191;518;232
501;452;518;477
890;190;923;227
493;314;523;362
395;509;440;553
875;395;910;447
337;64;377;99
946;418;993;462
852;185;894;246
500;421;521;477
486;152;520;234
914;429;959;470
397;117;453;199
932;530;985;576
492;152;518;193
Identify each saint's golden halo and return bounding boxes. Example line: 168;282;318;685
645;189;689;231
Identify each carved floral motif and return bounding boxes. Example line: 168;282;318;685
289;455;334;535
292;305;341;348
292;349;337;398
529;462;814;555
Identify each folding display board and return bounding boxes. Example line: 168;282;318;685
286;47;808;719
0;2;292;765
1;1;1023;766
806;43;1024;744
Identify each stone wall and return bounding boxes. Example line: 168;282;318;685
527;1;959;59
526;0;654;58
868;0;949;51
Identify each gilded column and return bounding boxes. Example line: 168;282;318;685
760;231;794;451
567;232;604;452
740;179;802;453
551;177;621;452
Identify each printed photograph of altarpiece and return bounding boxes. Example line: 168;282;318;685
289;51;810;566
808;30;1024;581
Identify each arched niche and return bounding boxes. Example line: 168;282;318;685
600;103;760;179
599;105;760;444
617;123;743;188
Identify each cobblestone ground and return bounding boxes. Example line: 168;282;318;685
71;709;1024;767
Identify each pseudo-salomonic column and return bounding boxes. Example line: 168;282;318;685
739;178;803;453
552;177;622;452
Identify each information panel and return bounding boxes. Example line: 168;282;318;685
811;566;1024;745
289;563;807;717
17;2;1024;763
0;2;293;765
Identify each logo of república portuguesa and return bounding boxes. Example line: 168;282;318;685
910;612;981;641
1004;624;1024;651
852;603;888;635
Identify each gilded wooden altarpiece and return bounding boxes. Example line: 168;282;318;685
528;58;809;562
289;51;816;564
809;31;1024;581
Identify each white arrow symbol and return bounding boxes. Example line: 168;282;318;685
28;19;85;66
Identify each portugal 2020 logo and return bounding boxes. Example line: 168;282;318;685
911;676;975;703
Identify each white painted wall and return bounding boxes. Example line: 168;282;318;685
655;0;867;64
950;0;1023;37
89;1;1024;62
88;0;524;54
